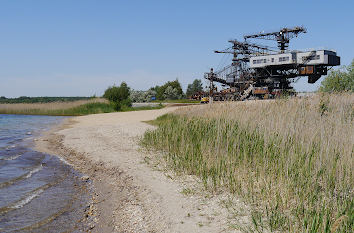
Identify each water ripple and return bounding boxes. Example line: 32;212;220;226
0;164;43;189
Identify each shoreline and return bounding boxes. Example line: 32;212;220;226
0;115;93;232
34;107;250;232
35;118;114;232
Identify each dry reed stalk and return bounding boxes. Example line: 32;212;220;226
142;93;353;232
0;98;107;111
0;98;108;115
175;93;354;178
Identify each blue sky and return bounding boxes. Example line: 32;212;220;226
1;0;353;97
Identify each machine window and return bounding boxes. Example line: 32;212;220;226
279;57;289;62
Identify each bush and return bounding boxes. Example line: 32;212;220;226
319;59;354;92
103;82;132;110
130;90;147;103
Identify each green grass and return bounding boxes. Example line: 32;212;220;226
0;102;164;116
0;102;115;116
151;99;200;104
57;102;115;115
120;104;164;112
142;112;353;232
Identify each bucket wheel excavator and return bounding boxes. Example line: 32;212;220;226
204;26;340;101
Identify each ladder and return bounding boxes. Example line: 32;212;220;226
240;84;254;101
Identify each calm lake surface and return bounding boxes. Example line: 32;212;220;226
0;114;89;232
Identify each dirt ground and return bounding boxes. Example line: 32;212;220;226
35;106;252;233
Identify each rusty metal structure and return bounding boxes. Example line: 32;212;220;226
204;26;340;100
190;91;207;100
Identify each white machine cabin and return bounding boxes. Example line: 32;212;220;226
250;50;340;68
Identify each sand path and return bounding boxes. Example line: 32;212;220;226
36;107;248;232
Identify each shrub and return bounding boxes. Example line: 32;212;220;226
130;90;147;103
319;59;354;92
103;82;132;110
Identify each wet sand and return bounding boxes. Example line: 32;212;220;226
35;106;250;232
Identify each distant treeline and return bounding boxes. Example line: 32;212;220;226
0;96;92;104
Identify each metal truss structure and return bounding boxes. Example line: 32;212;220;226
204;26;340;101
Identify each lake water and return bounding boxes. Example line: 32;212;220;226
0;114;90;232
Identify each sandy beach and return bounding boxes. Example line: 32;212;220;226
35;106;250;233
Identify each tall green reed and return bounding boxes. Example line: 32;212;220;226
142;93;353;232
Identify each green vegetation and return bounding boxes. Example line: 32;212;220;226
130;89;156;103
0;81;168;116
103;82;132;110
186;79;203;97
0;99;164;116
53;102;114;115
151;99;200;104
0;96;92;104
0;102;114;116
127;78;205;102
120;104;164;112
142;94;353;232
151;79;184;100
319;59;354;92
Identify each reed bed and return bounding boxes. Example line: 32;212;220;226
0;98;164;116
0;98;112;115
142;93;353;232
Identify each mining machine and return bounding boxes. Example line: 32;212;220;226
204;26;340;100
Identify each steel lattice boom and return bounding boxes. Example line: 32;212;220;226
244;26;306;53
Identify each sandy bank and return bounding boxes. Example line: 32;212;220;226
35;107;250;232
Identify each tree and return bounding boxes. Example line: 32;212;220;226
103;82;132;110
319;60;354;92
186;79;203;97
163;86;179;100
156;86;165;100
154;79;184;100
165;79;183;96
